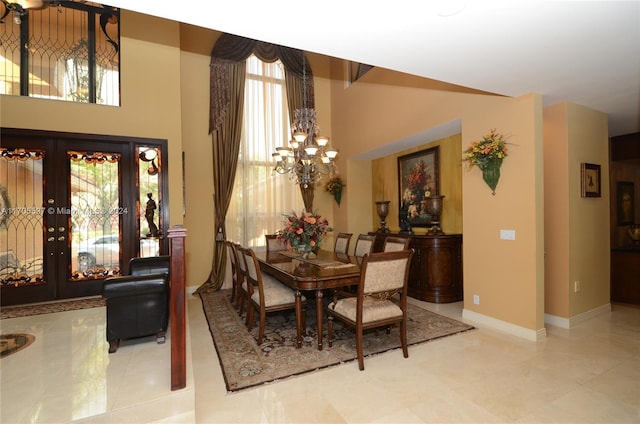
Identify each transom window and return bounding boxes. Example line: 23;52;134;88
0;1;120;105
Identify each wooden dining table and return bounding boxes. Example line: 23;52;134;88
254;249;361;350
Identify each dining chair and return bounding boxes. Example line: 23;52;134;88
240;246;306;345
327;249;414;370
226;241;239;305
334;232;353;255
234;242;249;313
383;236;411;252
265;233;287;252
353;234;376;257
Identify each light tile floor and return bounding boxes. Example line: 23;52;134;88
1;294;638;423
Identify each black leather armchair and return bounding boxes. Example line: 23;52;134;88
102;256;170;353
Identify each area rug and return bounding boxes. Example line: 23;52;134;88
0;333;35;357
199;289;475;392
0;297;105;320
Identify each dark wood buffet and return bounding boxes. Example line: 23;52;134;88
370;232;463;303
611;247;640;305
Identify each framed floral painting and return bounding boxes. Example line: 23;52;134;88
397;146;440;227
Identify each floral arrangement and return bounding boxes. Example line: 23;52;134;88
402;160;435;220
462;128;509;170
325;176;345;205
406;160;428;192
278;210;332;254
463;128;510;195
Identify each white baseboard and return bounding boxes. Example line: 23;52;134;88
462;309;547;341
544;303;611;329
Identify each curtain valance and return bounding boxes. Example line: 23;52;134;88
209;33;314;133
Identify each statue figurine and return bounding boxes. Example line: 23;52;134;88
399;203;413;234
145;193;160;237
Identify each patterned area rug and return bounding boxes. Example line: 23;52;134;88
0;333;35;357
0;297;105;320
199;289;475;392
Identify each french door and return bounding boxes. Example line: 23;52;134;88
0;129;167;306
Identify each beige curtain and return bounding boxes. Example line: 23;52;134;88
197;34;311;293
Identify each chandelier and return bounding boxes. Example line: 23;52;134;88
1;1;41;24
272;57;338;188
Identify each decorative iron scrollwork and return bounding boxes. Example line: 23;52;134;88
67;151;121;164
1;147;45;161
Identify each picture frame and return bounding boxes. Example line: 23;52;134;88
397;146;440;227
580;163;601;198
617;181;634;226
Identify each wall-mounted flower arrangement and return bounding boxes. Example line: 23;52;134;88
325;176;345;206
463;129;510;195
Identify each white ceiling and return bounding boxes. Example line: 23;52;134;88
106;0;640;138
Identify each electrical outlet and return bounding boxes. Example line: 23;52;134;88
473;294;480;305
574;281;581;293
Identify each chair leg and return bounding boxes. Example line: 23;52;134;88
108;339;120;354
400;319;409;358
246;306;254;330
328;316;334;347
156;332;166;344
258;310;266;345
230;281;236;304
237;293;245;314
356;328;365;371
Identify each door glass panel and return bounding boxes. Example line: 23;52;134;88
138;146;161;257
0;148;45;287
69;150;122;280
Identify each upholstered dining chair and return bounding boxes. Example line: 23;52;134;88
265;233;287;252
353;234;376;258
240;247;306;345
334;232;353;255
327;249;414;370
383;236;411;252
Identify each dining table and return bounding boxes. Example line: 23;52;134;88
254;249;361;350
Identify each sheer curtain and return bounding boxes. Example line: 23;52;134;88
226;55;304;249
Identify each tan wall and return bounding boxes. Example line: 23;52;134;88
543;104;571;318
178;25;219;285
330;63;546;331
566;103;611;316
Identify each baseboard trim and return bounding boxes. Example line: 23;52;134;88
462;309;546;341
545;303;611;329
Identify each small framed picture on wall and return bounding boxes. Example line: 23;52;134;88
580;163;601;197
617;181;634;226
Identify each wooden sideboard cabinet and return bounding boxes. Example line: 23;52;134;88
370;233;463;303
611;247;640;305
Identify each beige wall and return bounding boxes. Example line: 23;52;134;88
178;25;219;285
566;103;611;316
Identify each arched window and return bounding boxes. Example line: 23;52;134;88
225;55;304;248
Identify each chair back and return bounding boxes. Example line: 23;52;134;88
265;234;286;251
383;236;411;252
129;255;170;276
234;243;247;284
359;250;414;295
226;241;238;284
354;234;376;257
334;232;353;254
239;247;263;303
